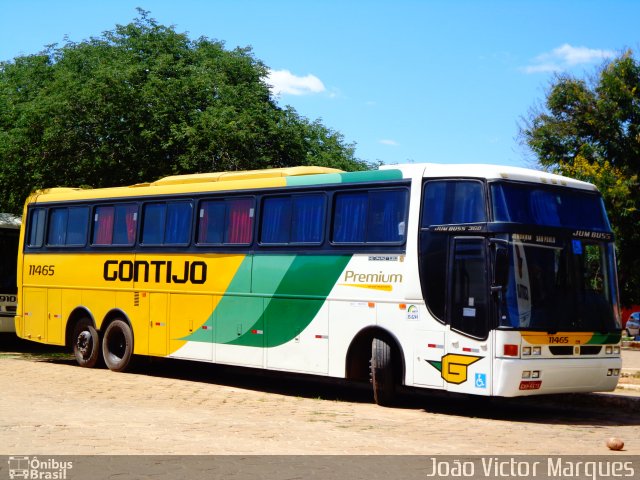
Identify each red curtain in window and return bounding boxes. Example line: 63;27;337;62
227;199;252;244
95;207;114;244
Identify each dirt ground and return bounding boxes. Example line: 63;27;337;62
0;336;639;455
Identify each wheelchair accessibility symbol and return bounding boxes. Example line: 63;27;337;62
475;373;487;389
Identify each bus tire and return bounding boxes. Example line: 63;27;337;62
102;319;134;372
72;318;101;368
371;337;396;406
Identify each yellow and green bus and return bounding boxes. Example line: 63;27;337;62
15;164;622;404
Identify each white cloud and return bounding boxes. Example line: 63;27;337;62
379;139;399;146
522;44;615;74
265;69;326;96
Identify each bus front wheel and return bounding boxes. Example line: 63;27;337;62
72;318;101;368
371;337;396;406
102;319;134;372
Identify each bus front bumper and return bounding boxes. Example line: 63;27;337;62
493;357;622;397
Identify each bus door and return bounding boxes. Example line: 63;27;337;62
444;237;493;395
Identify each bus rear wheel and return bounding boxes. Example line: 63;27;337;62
72;318;101;368
102;319;134;372
370;337;396;406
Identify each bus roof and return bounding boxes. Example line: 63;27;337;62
26;162;598;205
0;213;21;229
379;163;597;191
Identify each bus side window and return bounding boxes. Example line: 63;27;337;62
27;208;46;248
47;207;89;247
421;181;486;227
141;201;192;246
260;194;325;245
196;197;254;246
332;189;408;244
93;205;138;246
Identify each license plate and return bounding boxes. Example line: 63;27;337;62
519;380;542;390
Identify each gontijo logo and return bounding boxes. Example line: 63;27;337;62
427;354;483;384
103;260;207;284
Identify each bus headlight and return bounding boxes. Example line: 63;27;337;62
522;347;531;356
613;346;620;354
605;346;613;354
532;346;541;355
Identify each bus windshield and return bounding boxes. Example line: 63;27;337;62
500;237;620;332
491;181;619;332
491;182;611;231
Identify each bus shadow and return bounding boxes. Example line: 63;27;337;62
404;390;640;427
4;336;638;427
133;355;640;427
0;333;69;357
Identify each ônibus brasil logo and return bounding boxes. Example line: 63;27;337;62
7;456;73;479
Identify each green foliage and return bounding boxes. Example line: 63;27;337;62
0;10;369;213
522;51;640;305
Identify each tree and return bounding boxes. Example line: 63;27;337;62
0;10;369;213
522;51;640;305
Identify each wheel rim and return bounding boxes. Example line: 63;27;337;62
76;330;92;359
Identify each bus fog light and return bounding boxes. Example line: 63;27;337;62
607;369;613;376
605;346;613;354
522;347;531;356
532;370;540;379
522;371;531;379
532;346;541;355
613;346;620;354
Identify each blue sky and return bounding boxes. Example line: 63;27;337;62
2;1;638;168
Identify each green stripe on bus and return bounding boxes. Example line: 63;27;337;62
586;332;622;345
229;254;351;347
184;254;351;347
285;169;403;187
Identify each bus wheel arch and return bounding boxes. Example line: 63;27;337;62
66;309;101;369
101;311;134;373
345;327;404;405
